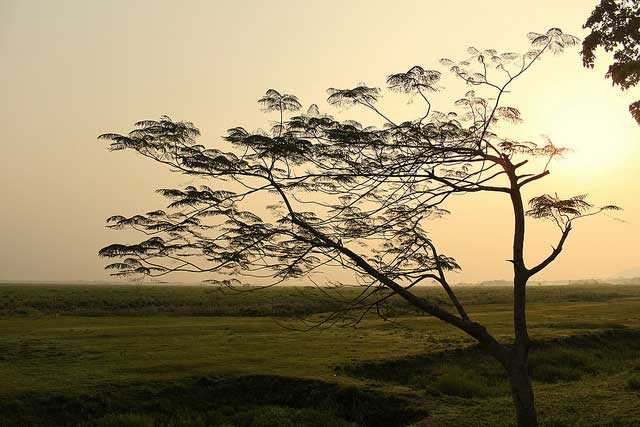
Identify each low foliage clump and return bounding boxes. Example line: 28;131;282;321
82;407;355;427
340;329;640;393
0;375;423;427
431;367;494;398
528;347;595;383
626;375;640;391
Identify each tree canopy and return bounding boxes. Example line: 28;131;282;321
98;28;618;427
582;0;640;124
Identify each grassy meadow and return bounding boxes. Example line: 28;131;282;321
1;283;639;427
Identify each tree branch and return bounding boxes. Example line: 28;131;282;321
527;223;572;277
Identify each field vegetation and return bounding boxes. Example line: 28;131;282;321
1;284;639;426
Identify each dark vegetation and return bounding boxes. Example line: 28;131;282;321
1;375;422;427
581;0;640;124
338;329;640;395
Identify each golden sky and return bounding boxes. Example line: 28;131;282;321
1;0;638;283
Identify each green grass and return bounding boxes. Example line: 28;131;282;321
1;283;639;426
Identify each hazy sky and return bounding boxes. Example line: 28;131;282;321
1;0;638;283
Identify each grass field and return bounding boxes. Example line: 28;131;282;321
1;284;639;426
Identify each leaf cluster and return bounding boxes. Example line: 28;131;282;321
581;0;640;123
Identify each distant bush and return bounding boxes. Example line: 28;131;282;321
432;366;493;398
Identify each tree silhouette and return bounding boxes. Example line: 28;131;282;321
581;0;640;124
98;29;618;427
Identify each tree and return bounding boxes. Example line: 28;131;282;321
581;0;640;124
98;28;619;427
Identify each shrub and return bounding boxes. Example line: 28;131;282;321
432;367;493;398
626;374;640;391
528;347;594;383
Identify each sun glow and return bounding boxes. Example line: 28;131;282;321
542;99;635;178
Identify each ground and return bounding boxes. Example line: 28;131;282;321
1;284;639;426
